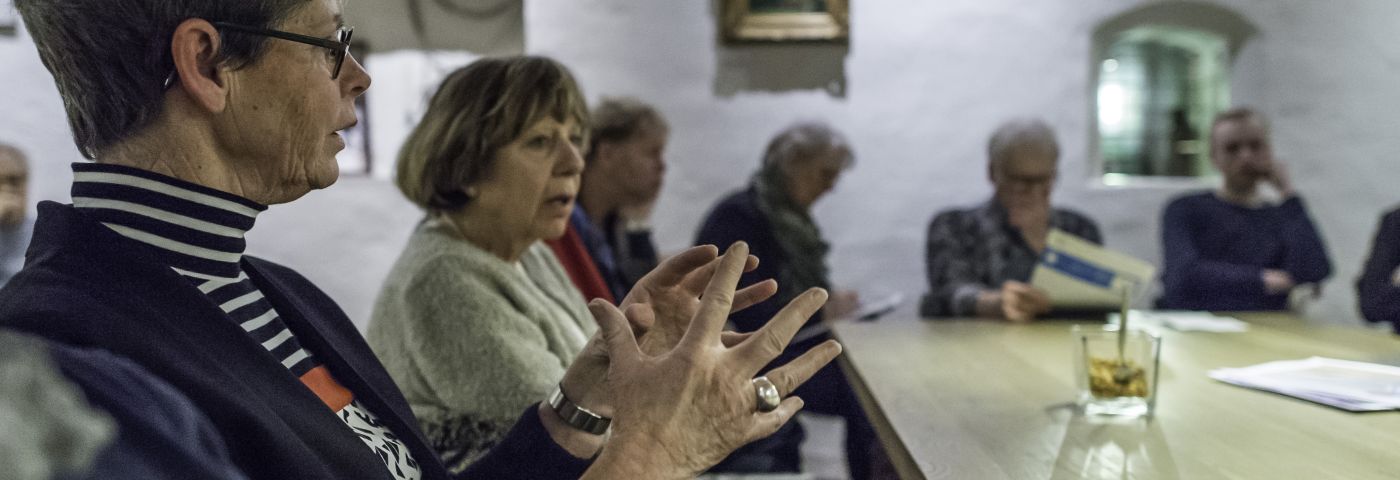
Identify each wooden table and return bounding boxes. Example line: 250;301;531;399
833;314;1400;479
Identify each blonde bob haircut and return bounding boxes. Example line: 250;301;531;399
396;56;590;213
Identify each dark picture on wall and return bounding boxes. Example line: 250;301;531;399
748;0;828;14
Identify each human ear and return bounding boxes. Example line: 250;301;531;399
169;18;229;113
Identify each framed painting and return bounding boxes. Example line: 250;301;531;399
721;0;849;43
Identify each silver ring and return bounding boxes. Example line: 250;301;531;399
752;376;781;412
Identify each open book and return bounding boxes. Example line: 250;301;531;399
1029;229;1157;309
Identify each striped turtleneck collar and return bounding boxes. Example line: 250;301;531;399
70;163;267;279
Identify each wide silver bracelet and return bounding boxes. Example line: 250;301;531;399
547;383;611;435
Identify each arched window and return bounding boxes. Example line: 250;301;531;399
1092;2;1256;184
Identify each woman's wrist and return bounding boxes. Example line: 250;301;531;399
583;431;688;480
536;402;605;460
547;383;611;435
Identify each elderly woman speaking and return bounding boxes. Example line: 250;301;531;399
0;0;841;479
368;56;614;471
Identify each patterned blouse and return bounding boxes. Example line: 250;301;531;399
921;199;1102;318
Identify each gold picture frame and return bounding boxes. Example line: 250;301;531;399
722;0;849;43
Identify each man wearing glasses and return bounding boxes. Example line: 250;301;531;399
920;118;1103;322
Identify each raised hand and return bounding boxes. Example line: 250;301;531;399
620;244;777;355
582;242;843;479
1008;202;1052;252
550;244;777;453
1263;158;1295;198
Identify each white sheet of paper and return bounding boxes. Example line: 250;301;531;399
1111;310;1250;332
1029;229;1157;309
1209;357;1400;411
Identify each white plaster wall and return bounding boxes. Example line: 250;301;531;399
3;0;1399;329
0;26;83;217
525;0;1400;326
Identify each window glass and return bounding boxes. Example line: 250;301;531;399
1098;27;1229;182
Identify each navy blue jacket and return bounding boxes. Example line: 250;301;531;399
1358;207;1400;333
37;336;250;480
694;188;828;357
0;202;588;480
695;188;802;334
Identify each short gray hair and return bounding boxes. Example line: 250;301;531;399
15;0;310;158
987;118;1059;171
761;121;855;172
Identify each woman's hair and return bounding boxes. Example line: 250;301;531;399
987;118;1059;172
585;97;667;164
15;0;309;158
761;121;855;174
395;56;590;213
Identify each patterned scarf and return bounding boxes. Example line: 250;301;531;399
752;162;830;303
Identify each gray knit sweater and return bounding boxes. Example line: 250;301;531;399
366;218;595;474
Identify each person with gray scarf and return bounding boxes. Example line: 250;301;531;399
695;122;888;479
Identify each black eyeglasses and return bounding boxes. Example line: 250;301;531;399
163;22;355;89
214;22;354;79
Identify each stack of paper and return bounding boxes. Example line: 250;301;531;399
1110;310;1250;332
1209;357;1400;412
1030;230;1156;309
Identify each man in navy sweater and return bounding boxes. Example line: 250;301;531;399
1159;107;1332;311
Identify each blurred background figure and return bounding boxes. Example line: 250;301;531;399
0;143;32;287
2;330;116;480
369;56;597;473
0;330;248;480
695;121;878;478
573;96;667;301
542;209;616;303
1356;207;1400;333
1159;107;1332;311
921;118;1102;322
